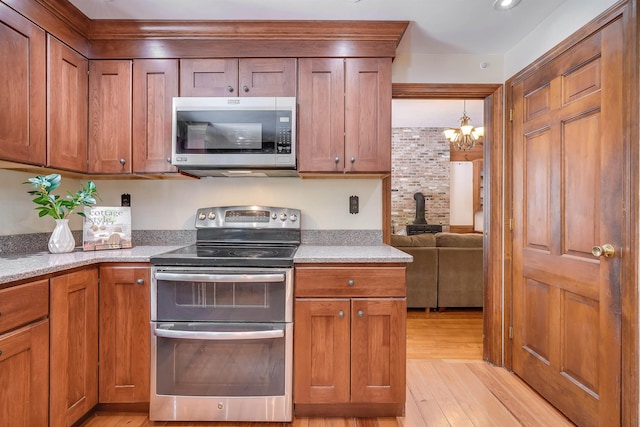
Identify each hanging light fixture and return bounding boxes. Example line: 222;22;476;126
443;100;484;151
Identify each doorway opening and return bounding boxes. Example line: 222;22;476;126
385;83;504;365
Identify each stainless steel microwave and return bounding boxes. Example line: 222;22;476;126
171;97;296;177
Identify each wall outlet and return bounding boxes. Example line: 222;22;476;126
349;195;359;214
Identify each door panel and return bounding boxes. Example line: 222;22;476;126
512;17;622;427
293;299;350;404
0;4;46;165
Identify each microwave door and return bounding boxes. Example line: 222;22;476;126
210;123;263;150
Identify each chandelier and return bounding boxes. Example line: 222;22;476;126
443;100;484;151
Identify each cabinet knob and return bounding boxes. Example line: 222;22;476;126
357;310;364;317
166;157;171;163
136;279;144;285
338;310;345;318
347;279;355;287
0;349;2;357
119;158;126;165
242;85;249;92
226;85;234;93
350;157;356;163
335;157;340;164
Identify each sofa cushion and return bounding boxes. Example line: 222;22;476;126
435;232;483;248
390;233;436;247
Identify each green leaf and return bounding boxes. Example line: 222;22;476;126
46;174;61;191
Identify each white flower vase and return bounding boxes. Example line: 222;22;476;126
48;219;75;254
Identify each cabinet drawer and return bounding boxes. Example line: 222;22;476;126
295;267;406;297
0;279;49;335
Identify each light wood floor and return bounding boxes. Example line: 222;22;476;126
80;309;574;427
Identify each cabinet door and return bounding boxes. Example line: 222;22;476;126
50;268;98;426
238;58;297;97
133;59;179;173
294;299;350;404
47;36;88;172
297;58;345;173
344;58;392;173
0;4;46;165
99;264;150;403
0;320;49;427
350;298;406;404
180;58;238;96
88;60;132;173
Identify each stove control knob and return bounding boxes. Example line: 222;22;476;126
289;213;298;222
271;212;277;220
279;212;288;221
198;212;206;220
208;212;216;220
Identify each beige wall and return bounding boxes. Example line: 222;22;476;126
1;169;382;235
0;0;619;237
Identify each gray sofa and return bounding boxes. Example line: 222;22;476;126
390;232;483;309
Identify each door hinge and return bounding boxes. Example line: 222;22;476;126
508;326;513;339
509;109;513;121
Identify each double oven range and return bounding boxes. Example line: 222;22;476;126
149;206;300;422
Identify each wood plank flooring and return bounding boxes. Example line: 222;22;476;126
80;309;574;427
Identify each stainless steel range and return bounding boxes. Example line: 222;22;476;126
149;206;300;422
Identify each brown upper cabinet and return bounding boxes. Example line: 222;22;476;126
298;58;392;174
88;60;133;174
88;59;179;174
132;59;179;173
47;35;88;173
180;58;297;97
0;3;46;166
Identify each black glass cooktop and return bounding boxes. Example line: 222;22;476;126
150;244;298;267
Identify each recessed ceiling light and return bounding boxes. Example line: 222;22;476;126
493;0;521;10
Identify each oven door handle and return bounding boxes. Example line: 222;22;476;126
153;327;284;341
154;272;285;283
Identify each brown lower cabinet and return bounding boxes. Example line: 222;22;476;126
293;265;407;417
0;279;49;427
50;267;99;427
99;264;150;403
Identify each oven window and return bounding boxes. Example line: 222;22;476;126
155;323;285;396
156;276;287;322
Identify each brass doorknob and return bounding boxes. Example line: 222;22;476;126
592;244;615;258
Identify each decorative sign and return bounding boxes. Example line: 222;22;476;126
83;206;132;251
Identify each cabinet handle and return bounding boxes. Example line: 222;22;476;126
136;279;144;285
242;85;249;92
347;279;354;287
338;310;345;318
350;157;356;163
226;85;234;93
357;310;364;317
335;157;340;164
119;158;126;165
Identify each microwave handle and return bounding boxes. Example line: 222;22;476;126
154;327;284;341
154;272;285;283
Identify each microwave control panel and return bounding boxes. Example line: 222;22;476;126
276;116;292;154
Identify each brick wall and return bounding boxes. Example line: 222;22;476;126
391;127;450;232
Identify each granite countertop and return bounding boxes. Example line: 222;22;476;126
0;244;412;286
0;246;184;285
294;244;412;263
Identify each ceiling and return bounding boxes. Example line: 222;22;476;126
69;0;568;56
66;0;567;128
